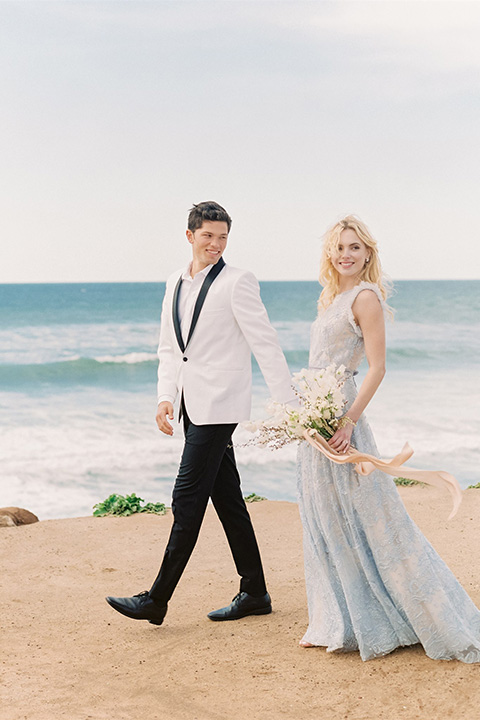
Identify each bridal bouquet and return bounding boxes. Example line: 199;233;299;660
244;364;347;449
244;365;463;520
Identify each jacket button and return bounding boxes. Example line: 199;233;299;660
183;356;188;362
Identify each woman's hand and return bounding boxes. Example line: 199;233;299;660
328;423;354;453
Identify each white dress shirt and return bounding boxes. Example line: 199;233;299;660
178;263;213;346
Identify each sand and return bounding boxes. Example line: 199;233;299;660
2;488;480;720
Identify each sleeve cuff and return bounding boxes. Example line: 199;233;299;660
157;395;175;406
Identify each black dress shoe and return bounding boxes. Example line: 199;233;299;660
105;591;167;625
207;591;272;621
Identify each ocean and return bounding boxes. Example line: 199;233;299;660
1;280;479;520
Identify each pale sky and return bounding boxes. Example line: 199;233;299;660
1;0;479;282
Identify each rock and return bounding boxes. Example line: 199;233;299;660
0;507;39;527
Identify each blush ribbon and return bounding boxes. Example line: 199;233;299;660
303;429;462;520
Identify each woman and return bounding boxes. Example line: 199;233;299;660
297;215;480;662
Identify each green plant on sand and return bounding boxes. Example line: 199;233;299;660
394;477;425;487
93;493;167;517
244;492;267;503
94;491;269;517
467;483;480;489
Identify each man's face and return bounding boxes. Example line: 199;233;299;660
186;221;229;271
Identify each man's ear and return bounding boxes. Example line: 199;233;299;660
186;229;194;244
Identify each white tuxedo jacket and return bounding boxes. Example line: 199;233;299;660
157;262;293;425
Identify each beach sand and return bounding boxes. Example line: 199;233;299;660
2;488;480;720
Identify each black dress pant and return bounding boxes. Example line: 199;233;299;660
149;402;267;605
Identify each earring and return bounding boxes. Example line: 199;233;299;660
365;257;370;263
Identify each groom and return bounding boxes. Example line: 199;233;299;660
106;201;293;626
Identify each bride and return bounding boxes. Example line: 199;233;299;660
297;215;480;662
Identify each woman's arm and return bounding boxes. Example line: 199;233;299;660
328;289;386;452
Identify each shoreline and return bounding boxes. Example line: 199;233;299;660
3;489;480;719
8;481;480;525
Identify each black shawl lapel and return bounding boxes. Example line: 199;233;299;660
186;257;226;348
172;275;185;353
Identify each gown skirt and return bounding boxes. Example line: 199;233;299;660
297;408;480;662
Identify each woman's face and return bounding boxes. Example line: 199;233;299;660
331;228;370;279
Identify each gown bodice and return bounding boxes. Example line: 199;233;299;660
309;281;385;373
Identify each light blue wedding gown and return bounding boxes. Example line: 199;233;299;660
297;282;480;662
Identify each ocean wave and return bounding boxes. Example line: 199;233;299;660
386;344;479;364
236;444;297;465
2;351;477;393
0;355;157;388
0;322;160;366
94;352;157;364
387;347;433;360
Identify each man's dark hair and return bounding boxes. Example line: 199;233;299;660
187;201;232;233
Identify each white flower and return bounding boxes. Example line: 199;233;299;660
243;365;346;451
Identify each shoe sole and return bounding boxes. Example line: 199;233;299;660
208;606;272;621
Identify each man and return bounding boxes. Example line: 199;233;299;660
106;201;293;626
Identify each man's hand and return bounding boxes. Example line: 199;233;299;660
156;401;174;436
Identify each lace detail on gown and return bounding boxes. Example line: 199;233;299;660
297;282;480;662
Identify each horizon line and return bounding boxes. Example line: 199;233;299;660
0;277;479;286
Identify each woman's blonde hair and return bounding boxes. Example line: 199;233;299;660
318;215;392;314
